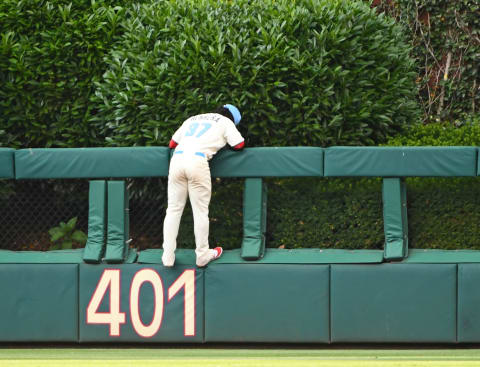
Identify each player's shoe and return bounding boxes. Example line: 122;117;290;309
212;247;223;261
162;251;175;267
196;247;223;267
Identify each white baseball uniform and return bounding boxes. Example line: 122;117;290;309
162;113;244;267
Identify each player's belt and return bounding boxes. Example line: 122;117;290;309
174;150;205;158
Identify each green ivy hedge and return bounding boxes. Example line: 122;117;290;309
373;0;480;121
90;0;418;148
406;177;480;250
386;118;480;146
0;0;139;148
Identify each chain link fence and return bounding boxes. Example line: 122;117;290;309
4;176;479;252
0;178;167;252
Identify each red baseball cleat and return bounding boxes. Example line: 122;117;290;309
197;247;223;267
212;247;223;260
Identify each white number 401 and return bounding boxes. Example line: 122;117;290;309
86;268;196;338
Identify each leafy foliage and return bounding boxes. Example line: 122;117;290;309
90;0;419;147
48;217;87;250
0;0;134;148
266;178;384;249
406;177;480;250
373;0;480;121
386;116;480;146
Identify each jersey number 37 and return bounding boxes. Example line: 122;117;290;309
185;122;211;138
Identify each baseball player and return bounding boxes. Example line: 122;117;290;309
162;104;245;267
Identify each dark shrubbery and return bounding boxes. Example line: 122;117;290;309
372;0;480;121
266;178;384;249
90;0;419;148
0;0;133;148
406;177;480;249
386;118;480;147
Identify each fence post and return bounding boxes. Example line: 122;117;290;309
105;180;133;263
382;177;408;260
241;178;267;260
83;180;107;263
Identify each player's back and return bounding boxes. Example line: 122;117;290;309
173;113;241;160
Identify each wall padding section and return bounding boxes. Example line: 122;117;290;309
205;264;330;343
83;180;107;263
0;148;14;179
210;147;324;177
105;181;130;263
15;147;170;179
325;146;477;177
241;178;267;260
331;264;456;343
458;264;480;342
0;264;78;342
79;264;204;342
382;178;408;260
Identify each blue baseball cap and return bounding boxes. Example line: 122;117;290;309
223;104;242;125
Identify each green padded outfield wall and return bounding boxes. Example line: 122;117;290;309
0;148;14;179
4;146;480;344
0;260;476;343
210;147;324;177
325;147;477;177
458;264;480;342
0;249;85;263
9;146;479;179
14;147;170;179
137;248;385;265
330;264;457;343
0;264;78;342
204;264;330;343
79;264;204;343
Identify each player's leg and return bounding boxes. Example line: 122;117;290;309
186;158;217;267
162;157;188;266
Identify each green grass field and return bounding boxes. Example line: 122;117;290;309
1;348;480;367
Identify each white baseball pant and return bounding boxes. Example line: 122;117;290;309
162;152;217;267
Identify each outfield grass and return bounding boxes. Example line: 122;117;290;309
3;361;480;367
1;348;480;367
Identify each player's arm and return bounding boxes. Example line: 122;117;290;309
169;121;187;148
225;120;245;151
